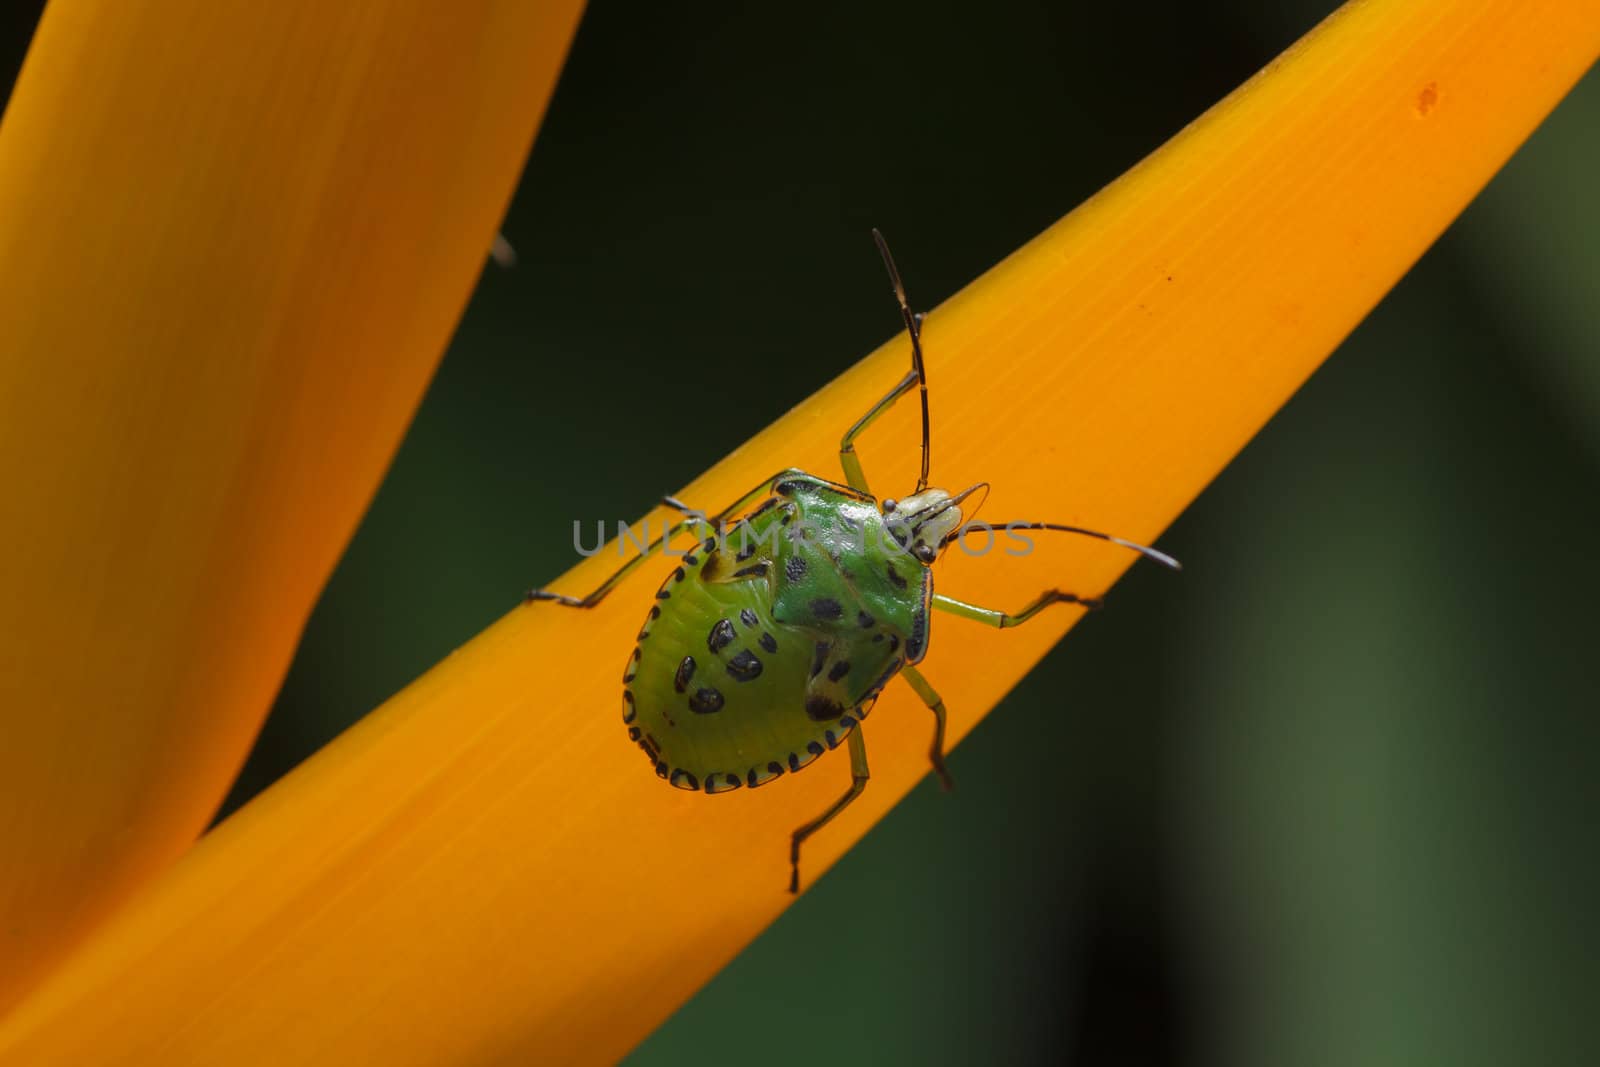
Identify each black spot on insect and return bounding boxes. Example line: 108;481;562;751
726;649;763;682
828;660;851;683
787;752;803;772
839;713;857;729
759;631;778;654
747;761;786;788
655;589;671;600
824;729;840;749
701;536;718;553
622;690;636;723
806;741;825;757
906;605;928;662
857;611;875;628
775;478;814;496
872;633;885;643
682;553;698;567
672;567;686;583
689;687;725;715
707;618;736;654
732;563;768;579
886;564;907;590
785;556;807;581
806;695;845;722
871;658;904;693
649;605;661;620
670;769;699;791
627;726;641;741
642;733;662;759
810;598;842;620
735;541;757;562
810;641;831;679
739;608;759;627
704;773;743;794
673;656;696;693
888;634;901;655
654;761;669;779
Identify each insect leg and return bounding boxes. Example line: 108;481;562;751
839;230;931;496
523;512;709;608
930;590;1105;628
659;494;699;516
898;665;954;792
838;368;918;495
788;728;870;894
524;469;808;608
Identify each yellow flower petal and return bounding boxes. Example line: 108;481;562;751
0;0;584;1010
2;0;1594;1061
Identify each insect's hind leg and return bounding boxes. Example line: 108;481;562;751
523;469;806;609
930;590;1105;629
789;728;870;894
899;666;954;791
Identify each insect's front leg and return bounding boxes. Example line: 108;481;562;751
838;368;918;495
930;590;1105;629
836;312;930;497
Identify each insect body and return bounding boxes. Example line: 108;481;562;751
527;232;1179;892
629;476;942;793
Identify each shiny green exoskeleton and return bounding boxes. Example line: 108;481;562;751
527;232;1180;892
628;474;941;791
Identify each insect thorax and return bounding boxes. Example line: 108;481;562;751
759;477;931;667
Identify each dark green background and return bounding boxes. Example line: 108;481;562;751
7;3;1597;1064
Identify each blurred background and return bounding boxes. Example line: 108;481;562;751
6;2;1597;1064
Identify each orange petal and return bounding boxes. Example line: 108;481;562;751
0;0;584;1010
1;0;1593;1061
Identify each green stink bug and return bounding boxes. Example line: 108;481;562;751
526;232;1179;892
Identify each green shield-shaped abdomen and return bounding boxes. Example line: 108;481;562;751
623;475;929;794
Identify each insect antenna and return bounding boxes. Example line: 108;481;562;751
872;228;931;494
943;520;1183;571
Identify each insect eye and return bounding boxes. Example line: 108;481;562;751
881;498;897;513
914;544;937;563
